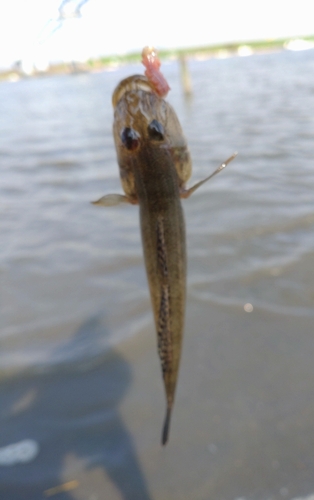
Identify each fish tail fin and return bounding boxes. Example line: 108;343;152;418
161;405;172;446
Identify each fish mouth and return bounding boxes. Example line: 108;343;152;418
112;75;154;108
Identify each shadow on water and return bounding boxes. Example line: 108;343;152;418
0;314;152;500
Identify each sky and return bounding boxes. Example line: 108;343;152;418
0;0;313;69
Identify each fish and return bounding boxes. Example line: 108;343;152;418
93;47;237;445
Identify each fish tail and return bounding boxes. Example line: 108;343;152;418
161;405;172;446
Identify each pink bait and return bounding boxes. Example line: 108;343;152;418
141;46;170;97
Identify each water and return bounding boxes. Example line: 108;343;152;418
1;49;314;499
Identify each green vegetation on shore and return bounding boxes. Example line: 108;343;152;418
87;34;314;68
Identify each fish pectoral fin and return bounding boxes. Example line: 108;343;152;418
91;194;136;206
180;152;238;199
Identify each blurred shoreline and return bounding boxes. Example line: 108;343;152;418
1;34;314;82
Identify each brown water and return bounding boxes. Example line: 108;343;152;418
1;49;314;500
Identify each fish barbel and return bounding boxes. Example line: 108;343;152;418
93;47;237;444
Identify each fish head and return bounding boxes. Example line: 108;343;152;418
112;75;192;199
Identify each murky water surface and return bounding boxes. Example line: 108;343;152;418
1;49;314;500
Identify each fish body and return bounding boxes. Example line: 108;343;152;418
93;48;236;444
112;78;191;444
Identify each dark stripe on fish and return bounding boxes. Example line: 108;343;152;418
156;216;168;278
156;217;172;378
157;284;172;377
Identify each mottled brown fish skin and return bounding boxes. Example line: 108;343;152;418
131;144;187;444
109;83;191;444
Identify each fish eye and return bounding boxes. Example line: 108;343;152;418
147;119;165;141
121;127;140;151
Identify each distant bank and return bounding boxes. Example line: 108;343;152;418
1;35;314;82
